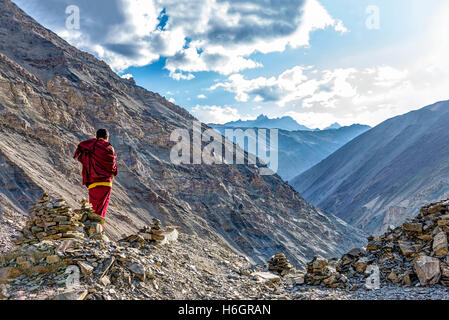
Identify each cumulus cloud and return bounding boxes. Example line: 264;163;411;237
211;66;311;104
197;94;207;99
14;0;347;77
212;64;408;112
120;73;134;80
211;56;449;129
170;71;195;81
191;105;243;124
285;111;338;130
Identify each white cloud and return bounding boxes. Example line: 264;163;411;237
197;94;207;99
168;97;176;103
170;71;195;81
164;47;262;76
191;105;243;124
285;111;338;130
163;0;347;77
16;0;347;77
211;53;449;128
120;73;134;80
210;65;314;106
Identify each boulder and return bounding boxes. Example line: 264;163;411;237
252;272;281;283
398;241;415;257
402;222;423;233
53;290;88;300
432;232;448;257
127;263;146;281
355;257;369;274
77;261;94;275
413;256;441;286
402;272;412;286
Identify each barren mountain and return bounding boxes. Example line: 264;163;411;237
212;115;313;131
292;100;449;235
211;124;370;181
0;0;365;267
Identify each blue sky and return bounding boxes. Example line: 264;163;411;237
13;0;449;128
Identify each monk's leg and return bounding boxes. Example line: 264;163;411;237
88;186;112;219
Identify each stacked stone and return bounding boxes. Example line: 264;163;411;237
303;199;449;289
0;240;67;285
17;193;86;245
305;256;347;288
1;228;153;297
16;193;109;246
268;253;295;276
120;219;180;247
150;218;165;243
77;200;105;240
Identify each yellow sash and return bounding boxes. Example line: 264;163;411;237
88;182;112;189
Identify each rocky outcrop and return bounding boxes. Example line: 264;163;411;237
0;0;365;267
302;199;449;289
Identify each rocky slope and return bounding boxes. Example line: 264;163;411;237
2;195;449;301
0;0;365;268
292;100;449;235
303;199;449;290
211;124;370;181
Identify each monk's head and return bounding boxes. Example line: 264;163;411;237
96;128;109;142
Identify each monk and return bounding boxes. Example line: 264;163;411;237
74;129;118;221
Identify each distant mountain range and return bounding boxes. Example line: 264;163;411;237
324;123;342;130
292;100;449;235
210;123;371;181
212;115;347;132
212;115;313;131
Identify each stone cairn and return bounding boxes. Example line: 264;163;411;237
150;218;164;242
78;199;106;240
305;256;348;288
15;193;105;245
120;218;180;247
1;193;180;300
304;199;449;289
268;253;295;276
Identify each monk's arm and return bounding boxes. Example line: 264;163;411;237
107;145;118;177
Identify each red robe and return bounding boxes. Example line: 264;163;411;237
74;138;118;219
